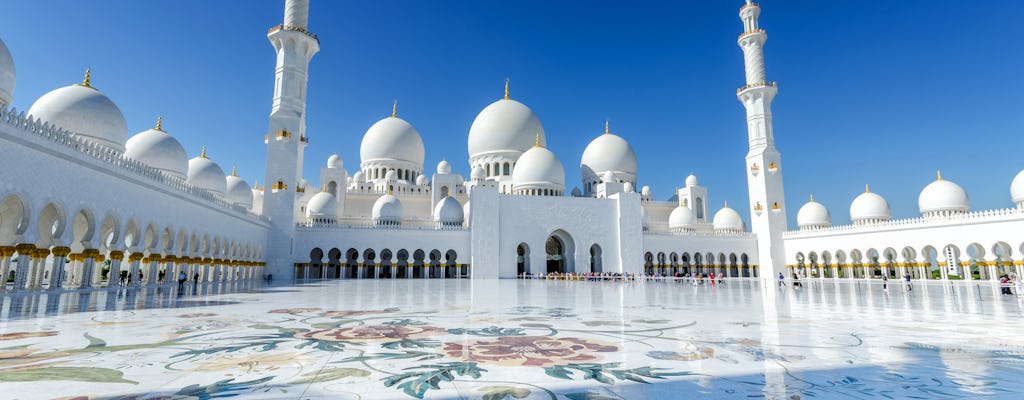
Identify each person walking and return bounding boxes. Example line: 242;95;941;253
177;271;187;291
778;272;785;287
904;273;912;291
882;275;888;292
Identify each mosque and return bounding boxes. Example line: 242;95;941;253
0;0;1021;292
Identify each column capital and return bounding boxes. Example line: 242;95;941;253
52;246;72;257
15;243;36;253
82;248;101;257
33;249;51;258
108;251;124;260
129;252;146;261
0;246;16;257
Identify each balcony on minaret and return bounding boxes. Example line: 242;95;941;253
736;81;776;94
267;24;319;43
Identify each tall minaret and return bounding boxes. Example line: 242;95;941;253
736;1;787;279
263;0;319;279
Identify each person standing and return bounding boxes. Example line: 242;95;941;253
882;275;888;292
904;273;912;291
778;272;785;287
177;271;187;291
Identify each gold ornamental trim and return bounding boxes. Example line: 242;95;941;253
129;253;146;261
0;246;16;257
15;243;36;253
52;246;72;257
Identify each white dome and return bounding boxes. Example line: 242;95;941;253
353;171;366;182
641;185;652;197
471;166;485;180
124;120;188;179
796;197;831;229
327;153;343;169
1012;168;1024;205
306;191;340;218
225;173;254;209
433;196;464;225
602;170;615;183
416;174;429;185
436;160;451;174
372;193;403;222
850;188;891;223
385;169;398;181
360;116;425;166
511;145;564;192
187;150;227;196
624;182;635;193
0;37;14;106
580;132;637;180
668;205;698;231
918;174;969;215
28;74;128;151
685;174;699;187
713;205;744;232
468;98;545;159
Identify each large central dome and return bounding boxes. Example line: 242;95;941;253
580;129;638;179
468;98;545;159
360;116;425;166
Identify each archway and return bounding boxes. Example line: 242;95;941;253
327;248;341;278
590;244;602;273
345;248;359;279
396;249;410;278
380;248;393;278
517;243;530;275
308;248;324;279
546;230;575;273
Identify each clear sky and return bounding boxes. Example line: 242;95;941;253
2;1;1022;227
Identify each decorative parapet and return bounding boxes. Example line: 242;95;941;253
738;28;766;40
0;105;268;223
297;217;467;232
783;207;1024;238
643;230;756;240
737;81;776;94
267;24;319;43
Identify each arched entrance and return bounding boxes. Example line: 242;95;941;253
517;243;530;275
545;230;575;273
590;244;602;273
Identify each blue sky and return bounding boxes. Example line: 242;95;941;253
2;1;1022;226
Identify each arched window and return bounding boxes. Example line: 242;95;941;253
486;164;491;177
503;162;510;175
695;197;704;219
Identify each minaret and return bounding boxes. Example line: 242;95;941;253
263;0;320;279
736;1;787;279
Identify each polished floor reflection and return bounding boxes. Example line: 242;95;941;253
1;278;1022;399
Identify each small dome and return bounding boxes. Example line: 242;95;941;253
641;185;652;197
124;119;188;179
28;72;128;151
306;191;340;218
385;169;397;181
437;160;451;174
571;187;582;197
580;130;638;180
1012;169;1024;205
0;37;15;106
796;197;831;229
187;149;227;196
352;171;366;183
327;153;343;169
713;205;744;232
624;182;635;193
416;174;429;185
512;145;565;192
602;170;615;183
225;172;254;209
471;166;485;180
850;186;891;223
360;116;425;166
468;98;545;159
685;174;699;187
372;193;403;222
433;196;464;225
918;173;969;215
668;205;698;231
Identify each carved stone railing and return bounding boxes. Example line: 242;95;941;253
644;230;755;239
267;24;319;43
0;105;267;223
736;81;776;94
784;207;1024;238
297;217;467;231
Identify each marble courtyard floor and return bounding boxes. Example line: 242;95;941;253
1;278;1023;399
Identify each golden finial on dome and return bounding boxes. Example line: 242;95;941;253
200;146;208;159
809;194;815;202
231;165;237;177
724;200;729;208
76;69;93;89
534;133;541;148
392;99;398;118
322;184;327;193
504;78;510;99
937;170;943;181
604;119;610;135
865;184;870;193
386;185;393;195
154;116;164;132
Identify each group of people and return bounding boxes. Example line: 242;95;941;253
519;272;641;282
1000;273;1019;295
